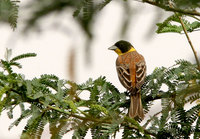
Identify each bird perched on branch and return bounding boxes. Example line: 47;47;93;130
108;40;146;119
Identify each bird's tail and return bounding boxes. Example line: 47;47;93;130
129;89;144;119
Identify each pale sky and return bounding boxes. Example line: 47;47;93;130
0;1;199;139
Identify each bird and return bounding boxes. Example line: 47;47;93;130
108;40;146;119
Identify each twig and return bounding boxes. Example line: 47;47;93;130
190;15;200;22
177;15;200;70
41;99;156;137
134;0;200;69
122;122;157;137
39;100;111;124
140;0;200;16
142;111;161;128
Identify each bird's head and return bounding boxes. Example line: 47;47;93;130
108;40;136;55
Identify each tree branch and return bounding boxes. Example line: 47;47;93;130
39;100;111;124
177;15;200;70
140;0;200;16
190;15;200;22
122;121;157;137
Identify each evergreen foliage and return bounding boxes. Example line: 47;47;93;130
157;14;200;34
0;50;199;138
0;0;19;30
20;0;200;37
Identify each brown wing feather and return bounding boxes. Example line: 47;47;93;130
116;51;146;89
135;61;146;89
116;65;132;90
116;54;133;91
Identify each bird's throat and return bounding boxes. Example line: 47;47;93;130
115;47;136;55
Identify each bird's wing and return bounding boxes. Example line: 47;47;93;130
116;64;132;90
135;61;146;89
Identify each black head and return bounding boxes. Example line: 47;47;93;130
114;40;133;53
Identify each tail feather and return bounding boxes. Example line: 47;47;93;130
129;90;144;119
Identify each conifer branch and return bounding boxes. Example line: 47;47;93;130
177;15;200;70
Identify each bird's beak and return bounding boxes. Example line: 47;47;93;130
108;45;117;50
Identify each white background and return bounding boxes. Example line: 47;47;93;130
0;0;199;138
